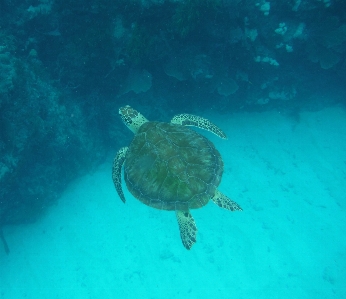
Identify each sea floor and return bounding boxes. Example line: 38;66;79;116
1;106;346;299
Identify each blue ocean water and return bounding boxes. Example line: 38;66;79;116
1;0;346;298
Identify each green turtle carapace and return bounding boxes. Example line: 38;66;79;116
112;105;242;250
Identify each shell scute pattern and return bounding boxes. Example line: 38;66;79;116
124;121;223;211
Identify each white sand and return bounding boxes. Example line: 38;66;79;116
1;106;345;299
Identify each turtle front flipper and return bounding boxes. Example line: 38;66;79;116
171;114;227;139
212;189;242;211
175;210;197;250
112;147;128;203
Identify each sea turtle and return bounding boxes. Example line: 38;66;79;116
112;105;242;249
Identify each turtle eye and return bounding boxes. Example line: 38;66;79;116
121;114;132;125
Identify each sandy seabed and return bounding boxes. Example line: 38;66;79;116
1;106;345;299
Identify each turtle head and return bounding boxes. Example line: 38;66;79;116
119;105;149;134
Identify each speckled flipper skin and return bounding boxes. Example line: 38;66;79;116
112;147;128;203
212;190;242;211
176;210;197;250
171;114;227;139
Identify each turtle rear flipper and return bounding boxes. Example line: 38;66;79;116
176;210;197;250
171;114;227;139
212;190;242;211
112;147;128;203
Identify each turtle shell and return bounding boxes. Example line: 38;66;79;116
124;121;223;211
